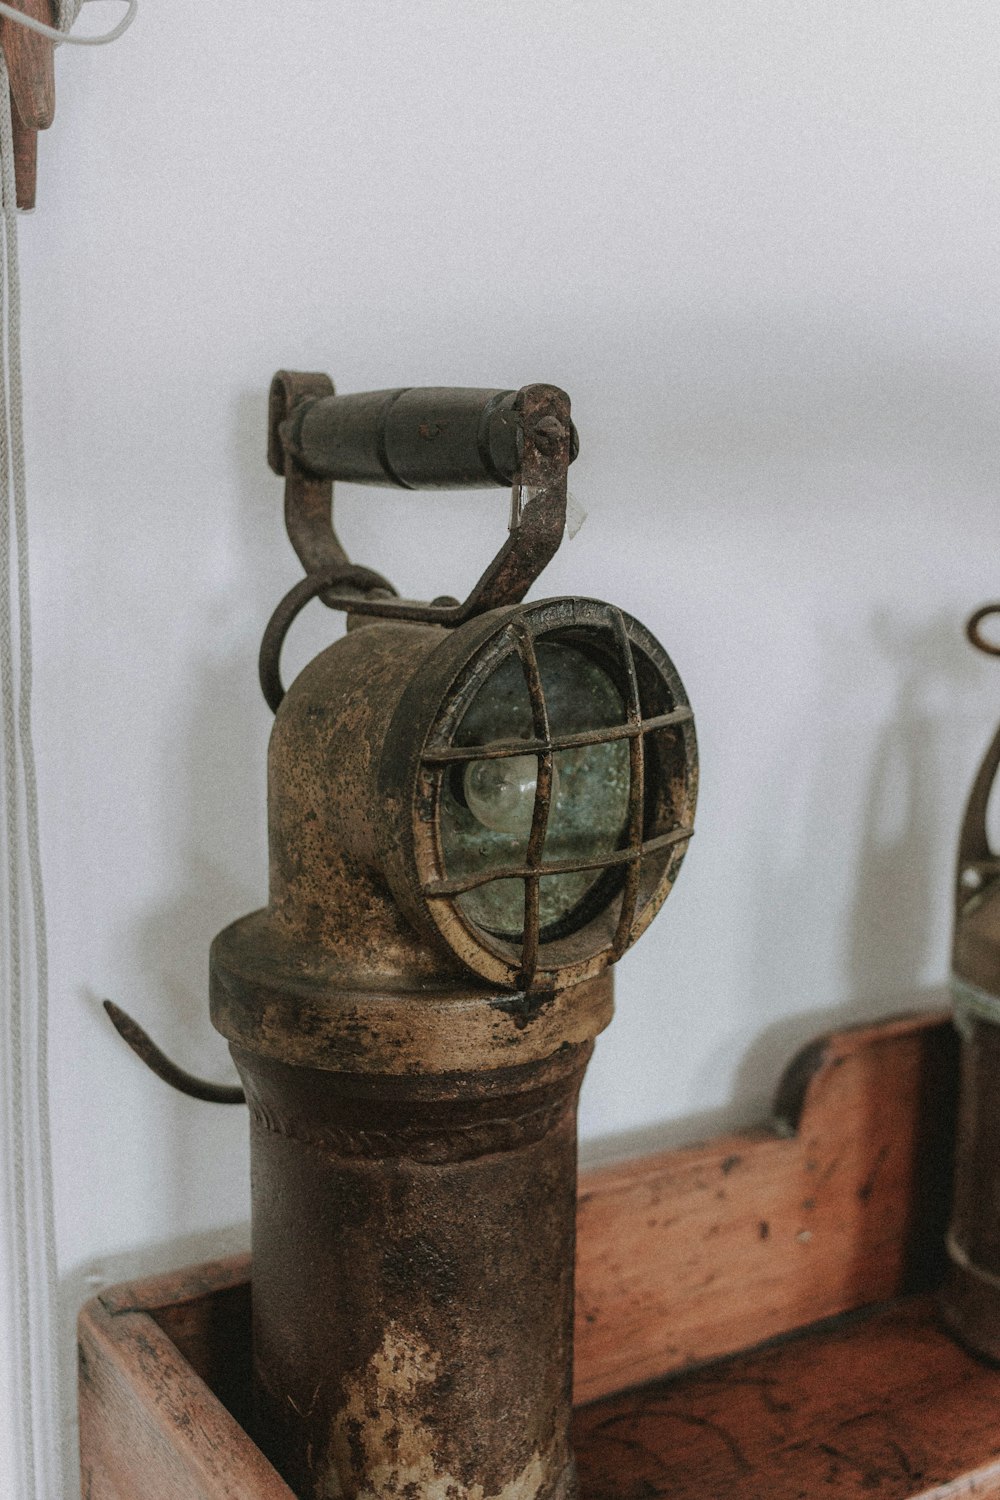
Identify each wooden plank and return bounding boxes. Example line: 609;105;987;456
78;1295;295;1500
96;1253;252;1318
95;1253;255;1435
0;0;56;130
573;1294;1000;1500
572;1007;956;1402
0;0;56;209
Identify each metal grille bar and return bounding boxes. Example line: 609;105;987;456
422;705;693;764
422;825;694;899
610;609;645;958
425;609;694;976
510;622;553;984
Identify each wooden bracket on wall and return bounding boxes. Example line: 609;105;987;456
0;0;57;210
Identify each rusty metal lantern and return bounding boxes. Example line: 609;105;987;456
110;374;697;1500
940;604;1000;1359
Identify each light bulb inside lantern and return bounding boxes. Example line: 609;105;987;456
463;754;559;836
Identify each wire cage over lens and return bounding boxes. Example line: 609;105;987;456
412;598;698;991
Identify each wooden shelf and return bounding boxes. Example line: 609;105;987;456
80;1005;974;1499
575;1294;1000;1499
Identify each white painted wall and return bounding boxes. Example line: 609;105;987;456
2;1;999;1490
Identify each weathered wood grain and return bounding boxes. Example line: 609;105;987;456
0;0;56;209
78;1007;959;1497
573;1295;1000;1500
573;1006;956;1402
0;0;55;130
78;1282;293;1500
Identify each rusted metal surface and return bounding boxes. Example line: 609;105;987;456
234;598;698;998
258;378;578;708
234;1042;590;1500
199;372;696;1498
102;1000;245;1105
79;1009;959;1499
270;380;579;490
282;384;578;489
213;529;631;1500
420;828;695;898
95;372;700;1491
387;598;697;991
418;706;694;763
940;606;1000;1359
941;1008;1000;1359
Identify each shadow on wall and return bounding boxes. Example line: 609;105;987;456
728;606;983;1116
117;388;283;1237
846;611;977;998
583;609;983;1171
63;387;289;1484
95;383;314;1261
733;610;980;1116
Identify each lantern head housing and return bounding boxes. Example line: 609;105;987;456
263;594;695;1000
218;374;697;1007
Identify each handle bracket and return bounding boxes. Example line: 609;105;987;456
260;371;575;711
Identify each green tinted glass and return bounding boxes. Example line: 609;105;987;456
438;641;631;938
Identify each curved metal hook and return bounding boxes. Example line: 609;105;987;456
103;1001;246;1105
968;603;1000;657
258;562;396;713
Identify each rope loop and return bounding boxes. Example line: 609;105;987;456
0;0;136;47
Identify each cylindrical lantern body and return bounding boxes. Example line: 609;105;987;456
231;1039;592;1500
939;722;1000;1358
941;997;1000;1357
212;601;692;1495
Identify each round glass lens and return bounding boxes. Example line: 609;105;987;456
463;755;561;836
438;640;631;939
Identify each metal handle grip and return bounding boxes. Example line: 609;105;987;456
261;376;576;710
277;385;578;490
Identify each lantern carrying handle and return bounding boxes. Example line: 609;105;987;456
957;605;1000;915
260;373;576;712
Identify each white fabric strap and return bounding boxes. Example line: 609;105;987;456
0;0;135;47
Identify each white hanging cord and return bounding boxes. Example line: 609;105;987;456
0;48;62;1500
0;0;135;47
0;7;135;1497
